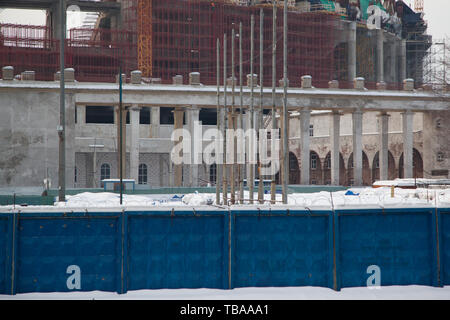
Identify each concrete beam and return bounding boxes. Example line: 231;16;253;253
0;0;120;12
1;82;449;112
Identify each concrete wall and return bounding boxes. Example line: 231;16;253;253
0;89;75;188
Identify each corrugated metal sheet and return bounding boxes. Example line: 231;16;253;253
232;209;332;288
16;213;120;293
338;208;434;288
127;211;227;290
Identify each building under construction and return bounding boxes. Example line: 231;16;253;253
0;0;432;88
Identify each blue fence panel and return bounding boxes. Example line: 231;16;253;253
232;209;332;288
338;208;435;288
440;208;450;285
0;214;9;294
16;212;120;293
127;210;227;290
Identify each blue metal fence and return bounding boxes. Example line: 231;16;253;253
0;206;448;295
440;208;450;286
337;208;436;289
232;209;333;289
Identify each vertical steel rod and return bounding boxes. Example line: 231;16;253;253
58;0;66;202
271;1;278;204
119;66;123;205
239;22;244;204
249;14;255;204
258;8;264;204
231;28;236;205
223;33;228;205
216;38;221;205
282;0;288;204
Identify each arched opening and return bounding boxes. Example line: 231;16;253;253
347;151;371;186
323;152;346;185
399;148;423;178
209;163;217;185
275;152;300;184
309;151;322;185
371;151;396;182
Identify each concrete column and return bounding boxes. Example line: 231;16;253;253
402;110;414;178
130;105;140;183
352;110;363;186
348;22;357;82
376;29;384;83
378;112;390;180
115;106;127;178
329;111;341;185
77;105;86;125
299;109;311;185
150;107;160;138
400;39;407;81
173;107;184;187
186;106;200;186
390;41;397;83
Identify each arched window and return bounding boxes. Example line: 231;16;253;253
139;163;148;184
311;153;317;169
100;163;110;181
209;163;217;184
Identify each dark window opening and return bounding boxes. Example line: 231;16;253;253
199;108;217;125
160;107;186;125
140;107;151;124
86;106;114;124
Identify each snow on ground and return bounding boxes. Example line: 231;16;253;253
0;187;449;210
1;285;450;300
54;187;450;208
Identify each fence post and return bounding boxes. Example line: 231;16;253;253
117;209;128;294
8;211;19;295
223;209;232;289
329;209;340;291
432;207;443;287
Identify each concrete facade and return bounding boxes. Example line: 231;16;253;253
0;74;448;189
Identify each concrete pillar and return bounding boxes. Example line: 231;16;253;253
299;109;311;185
400;39;407;82
2;66;14;80
390;41;397;83
186;106;200;186
376;29;384;83
378;112;390;180
348;22;357;82
131;70;142;84
129;105;140;183
115;106;127;178
352;110;363;186
49;2;63;41
402;110;414;178
150;107;160;138
173;107;184;187
330;111;341;185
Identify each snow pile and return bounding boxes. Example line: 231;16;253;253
48;187;450;209
2;285;450;300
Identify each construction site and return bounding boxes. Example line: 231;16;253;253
0;0;433;87
0;0;448;201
